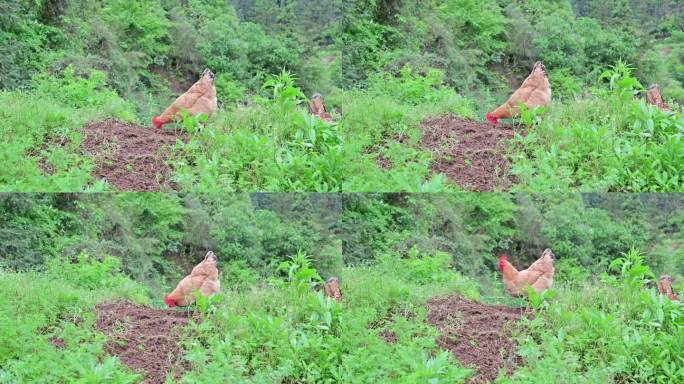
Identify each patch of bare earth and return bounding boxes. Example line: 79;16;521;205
369;307;414;345
82;119;183;191
95;301;196;383
426;296;525;383
49;337;66;349
420;115;521;191
379;329;399;343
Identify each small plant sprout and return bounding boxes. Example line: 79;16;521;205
192;289;223;315
179;110;209;134
608;247;655;287
516;103;548;128
526;287;557;311
277;250;324;289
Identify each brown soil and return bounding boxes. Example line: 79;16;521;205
426;296;525;383
82;119;182;191
49;336;66;349
420;115;520;191
369;307;413;345
95;301;195;383
375;153;392;170
379;329;398;344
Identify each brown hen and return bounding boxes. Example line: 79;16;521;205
486;62;552;125
165;251;220;307
153;69;217;129
499;248;555;296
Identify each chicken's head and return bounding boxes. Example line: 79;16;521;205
497;254;508;271
486;112;498;125
202;69;215;82
164;294;176;308
204;251;217;263
152;116;164;129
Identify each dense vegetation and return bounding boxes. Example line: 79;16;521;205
0;193;343;286
1;0;682;192
1;193;683;382
342;0;684;192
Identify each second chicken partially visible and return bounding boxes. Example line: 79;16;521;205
499;248;555;296
165;251;220;307
153;69;218;129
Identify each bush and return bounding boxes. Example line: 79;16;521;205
0;194;68;270
195;6;302;92
46;252;140;291
32;66;134;110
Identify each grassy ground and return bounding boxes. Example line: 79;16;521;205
1;62;681;192
2;251;682;383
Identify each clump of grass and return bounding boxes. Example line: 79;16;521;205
510;249;684;383
0;258;147;383
510;61;684;192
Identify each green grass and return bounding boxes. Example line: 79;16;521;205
509;284;684;382
3;249;681;383
1;61;682;192
509;63;684;192
0;68;136;192
0;269;145;383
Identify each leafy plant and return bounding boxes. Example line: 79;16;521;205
192;290;223;316
277;250;323;290
608;247;656;287
178;110;209;134
516;103;548;128
526;286;557;311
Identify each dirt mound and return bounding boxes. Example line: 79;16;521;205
426;296;525;383
95;301;195;383
83;119;182;191
420;116;519;191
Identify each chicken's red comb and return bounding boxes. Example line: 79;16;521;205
497;254;508;271
152;116;163;129
164;294;176;307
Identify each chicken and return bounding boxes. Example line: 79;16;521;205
646;84;670;112
656;275;678;302
308;93;332;122
323;277;342;303
498;248;555;296
152;69;218;129
164;251;220;307
486;62;552;125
